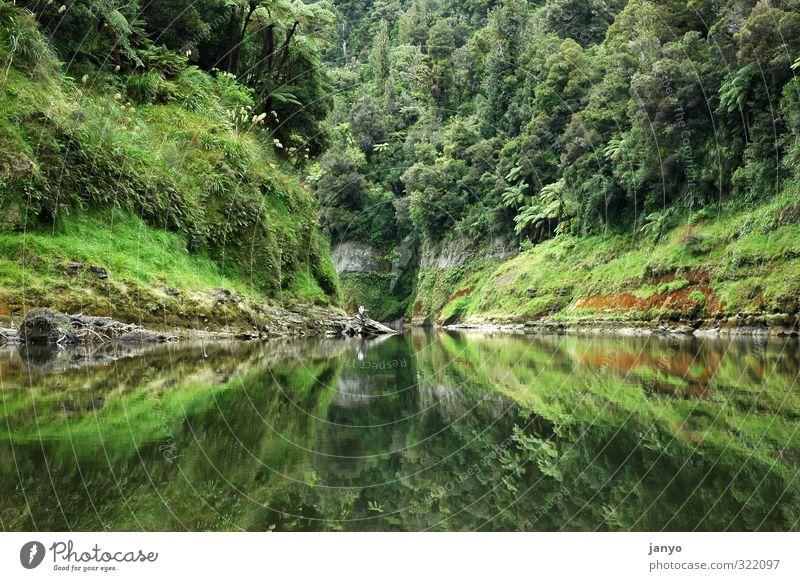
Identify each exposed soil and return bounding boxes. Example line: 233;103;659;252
450;286;476;300
570;283;720;315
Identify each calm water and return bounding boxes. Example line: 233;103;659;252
1;330;799;531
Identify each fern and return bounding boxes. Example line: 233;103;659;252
502;180;529;207
514;179;573;237
501;165;528;207
719;64;753;115
640;208;674;242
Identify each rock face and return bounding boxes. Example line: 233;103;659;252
420;236;517;270
331;240;413;323
18;310;174;345
331;241;385;275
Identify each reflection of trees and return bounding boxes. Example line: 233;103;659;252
1;332;799;531
418;331;800;531
0;340;346;531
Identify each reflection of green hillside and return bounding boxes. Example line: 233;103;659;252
418;332;800;530
1;332;798;531
0;341;344;531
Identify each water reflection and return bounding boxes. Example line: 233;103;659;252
0;331;798;531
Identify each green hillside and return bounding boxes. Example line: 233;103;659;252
0;2;338;326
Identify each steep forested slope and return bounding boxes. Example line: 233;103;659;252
315;0;800;328
2;1;799;331
0;1;339;328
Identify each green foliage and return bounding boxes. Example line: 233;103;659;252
514;179;577;238
139;45;189;79
126;71;173;103
0;4;59;80
413;195;800;323
640;208;675;242
24;0;146;68
319;0;800;293
0;212;250;306
688;290;706;304
339;271;405;320
7;0;800;319
0;21;338;304
657;279;689;295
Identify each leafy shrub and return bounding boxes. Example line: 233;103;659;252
688;290;706;304
211;70;254;112
173;66;215;112
126;71;173;104
140;45;188;79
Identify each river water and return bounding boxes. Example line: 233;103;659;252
1;330;798;531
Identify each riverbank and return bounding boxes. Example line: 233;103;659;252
1;43;340;330
410;191;800;337
441;317;799;338
0;305;353;346
0;210;349;340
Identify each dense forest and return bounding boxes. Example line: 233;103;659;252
1;0;799;328
322;0;800;244
316;0;800;321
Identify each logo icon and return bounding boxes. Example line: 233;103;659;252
20;541;46;569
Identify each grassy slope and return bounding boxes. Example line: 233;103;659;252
413;188;800;328
0;49;340;326
1;212;256;321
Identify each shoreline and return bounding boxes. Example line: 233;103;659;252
432;314;800;338
0;305;398;348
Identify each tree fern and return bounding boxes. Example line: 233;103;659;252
719;64;753;115
639;208;674;242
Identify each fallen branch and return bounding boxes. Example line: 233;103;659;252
18;310;175;346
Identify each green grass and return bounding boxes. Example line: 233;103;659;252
0;211;277;320
414;189;800;324
0;211;244;291
0;41;340;316
657;278;690;294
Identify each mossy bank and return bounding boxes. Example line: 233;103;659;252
0;8;340;331
411;190;800;336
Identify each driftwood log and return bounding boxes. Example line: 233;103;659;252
341;311;397;338
18;310;173;345
0;327;16;346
